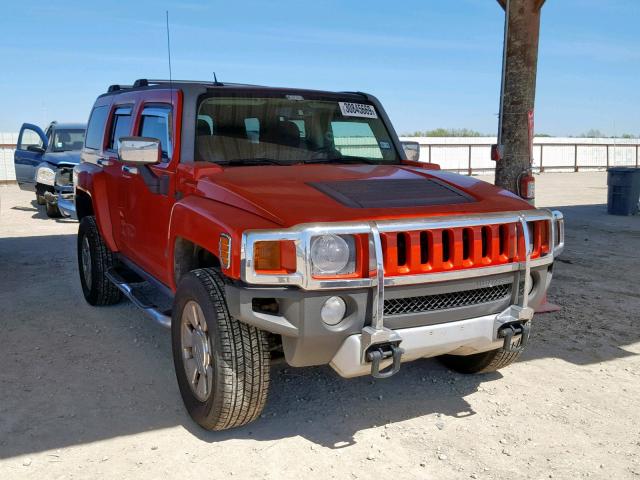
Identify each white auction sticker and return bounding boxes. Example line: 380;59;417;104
338;102;378;119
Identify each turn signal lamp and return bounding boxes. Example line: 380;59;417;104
254;241;296;273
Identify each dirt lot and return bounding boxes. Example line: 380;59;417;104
1;172;639;479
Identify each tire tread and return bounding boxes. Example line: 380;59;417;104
78;216;121;306
180;268;270;430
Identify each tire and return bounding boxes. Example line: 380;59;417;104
439;347;522;374
77;216;121;306
46;201;62;218
172;268;270;431
35;189;46;206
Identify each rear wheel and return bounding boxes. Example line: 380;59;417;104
172;268;270;431
77;216;121;306
439;347;522;374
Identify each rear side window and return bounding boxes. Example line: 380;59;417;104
139;106;172;159
109;107;132;151
85;106;109;150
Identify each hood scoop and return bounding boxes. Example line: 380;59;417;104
309;178;474;209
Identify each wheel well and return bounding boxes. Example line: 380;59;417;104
174;237;220;286
75;190;94;221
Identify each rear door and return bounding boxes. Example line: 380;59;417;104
14;123;47;190
82;100;128;249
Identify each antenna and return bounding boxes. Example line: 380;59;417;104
166;11;173;95
213;71;222;87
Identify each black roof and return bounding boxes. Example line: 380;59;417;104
102;78;366;100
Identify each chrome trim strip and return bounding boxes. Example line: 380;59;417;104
369;222;385;330
519;214;532;309
551;210;565;256
241;209;556;290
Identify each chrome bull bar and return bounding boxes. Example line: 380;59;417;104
241;209;564;377
360;214;535;377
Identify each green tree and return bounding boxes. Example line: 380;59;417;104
403;128;486;137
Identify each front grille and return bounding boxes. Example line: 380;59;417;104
384;284;512;316
55;167;73;187
381;220;551;277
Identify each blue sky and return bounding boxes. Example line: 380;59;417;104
1;0;638;136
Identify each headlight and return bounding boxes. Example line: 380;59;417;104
72;165;80;187
310;234;355;275
36;166;56;186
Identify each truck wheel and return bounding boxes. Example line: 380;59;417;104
172;268;270;431
439;347;522;374
45;201;62;218
35;188;46;205
77;216;121;306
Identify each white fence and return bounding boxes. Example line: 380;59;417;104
2;133;639;183
400;136;640;174
0;133;18;183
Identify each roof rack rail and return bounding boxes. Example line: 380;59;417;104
107;84;133;93
108;79;266;94
133;78;264;88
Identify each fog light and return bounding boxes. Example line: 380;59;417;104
321;296;346;326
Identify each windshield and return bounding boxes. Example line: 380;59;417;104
52;129;86;152
195;95;400;165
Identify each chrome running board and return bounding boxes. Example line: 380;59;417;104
106;268;171;328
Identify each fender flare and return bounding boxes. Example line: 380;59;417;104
167;196;280;291
75;166;118;252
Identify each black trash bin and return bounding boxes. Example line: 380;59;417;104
607;167;640;216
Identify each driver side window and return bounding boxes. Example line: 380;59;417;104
17;128;44;150
139;106;172;159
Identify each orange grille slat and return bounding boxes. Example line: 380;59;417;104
381;220;551;277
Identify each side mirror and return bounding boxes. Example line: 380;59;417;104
118;136;161;165
401;141;420;162
27;145;45;154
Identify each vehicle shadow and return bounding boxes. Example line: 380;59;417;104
187;362;494;449
9;199;76;223
0;202;638;458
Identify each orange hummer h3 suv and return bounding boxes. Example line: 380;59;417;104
75;79;564;431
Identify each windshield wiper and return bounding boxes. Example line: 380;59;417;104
220;158;287;166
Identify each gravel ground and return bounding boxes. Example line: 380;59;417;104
1;172;639;479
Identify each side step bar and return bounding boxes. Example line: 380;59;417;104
106;268;172;328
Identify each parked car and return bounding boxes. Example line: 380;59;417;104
14;121;86;217
75;79;564;431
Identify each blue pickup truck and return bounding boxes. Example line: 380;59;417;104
14;121;86;218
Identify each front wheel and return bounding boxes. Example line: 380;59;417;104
35;188;46;206
439;347;522;374
172;268;270;431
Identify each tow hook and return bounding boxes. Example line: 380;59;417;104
498;322;531;353
366;343;404;379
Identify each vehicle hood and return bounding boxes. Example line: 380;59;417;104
195;164;533;228
43;151;81;166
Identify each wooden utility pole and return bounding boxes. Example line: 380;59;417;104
495;0;545;194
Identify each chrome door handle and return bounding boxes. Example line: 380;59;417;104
97;157;112;167
122;165;138;175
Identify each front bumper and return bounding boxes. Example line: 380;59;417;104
227;263;553;374
331;306;521;378
232;209;563;378
43;188;76;218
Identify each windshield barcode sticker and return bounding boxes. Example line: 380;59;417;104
339;102;378;119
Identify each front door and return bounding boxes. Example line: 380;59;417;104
14;123;47;190
120;100;177;286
